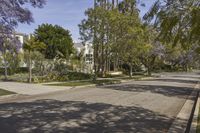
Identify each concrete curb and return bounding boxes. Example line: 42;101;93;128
190;91;200;133
168;83;199;133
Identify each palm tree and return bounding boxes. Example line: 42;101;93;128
23;36;46;83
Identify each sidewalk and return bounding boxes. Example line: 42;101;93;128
168;82;200;133
0;82;71;95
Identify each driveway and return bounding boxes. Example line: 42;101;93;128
0;73;199;133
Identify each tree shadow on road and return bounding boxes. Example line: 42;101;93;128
0;100;184;133
153;78;199;84
171;75;200;79
99;83;194;99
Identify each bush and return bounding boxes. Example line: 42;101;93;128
32;72;91;83
0;73;29;82
67;72;92;80
54;63;68;76
0;67;28;75
0;69;93;83
15;67;29;73
0;68;4;75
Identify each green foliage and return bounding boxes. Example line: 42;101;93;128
31;51;46;75
23;72;92;83
34;24;74;59
79;0;142;76
67;72;92;81
47;81;92;87
53;61;69;76
46;79;121;87
23;36;46;83
4;52;22;75
23;36;46;52
144;0;200;46
0;73;29;82
0;67;18;76
70;48;85;72
0;38;23;79
17;67;28;73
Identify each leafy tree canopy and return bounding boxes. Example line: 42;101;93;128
143;0;200;46
23;36;46;52
0;0;46;32
0;0;46;56
34;24;74;59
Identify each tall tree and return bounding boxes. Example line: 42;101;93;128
0;0;45;30
0;37;22;80
143;0;200;46
0;0;46;40
34;24;74;60
80;0;141;77
0;0;46;79
23;36;46;83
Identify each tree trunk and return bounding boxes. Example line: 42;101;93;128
112;0;115;9
94;0;97;7
28;51;32;83
3;53;8;80
4;64;8;80
129;64;133;77
147;56;156;76
147;66;151;76
184;64;188;72
114;59;116;71
93;0;99;75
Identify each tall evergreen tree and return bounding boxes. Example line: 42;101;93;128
79;0;142;76
34;24;74;60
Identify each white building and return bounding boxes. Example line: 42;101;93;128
74;42;94;73
14;32;24;44
14;32;25;53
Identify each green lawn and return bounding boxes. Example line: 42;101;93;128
116;75;150;80
0;88;16;96
47;79;121;87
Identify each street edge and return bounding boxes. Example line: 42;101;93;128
168;83;199;133
189;89;200;133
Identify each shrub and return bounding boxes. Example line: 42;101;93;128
0;67;28;75
67;72;92;80
0;73;29;82
54;62;68;76
15;67;29;73
0;68;4;75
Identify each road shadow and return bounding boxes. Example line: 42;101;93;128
153;78;199;84
0;99;183;133
99;83;194;99
170;75;200;79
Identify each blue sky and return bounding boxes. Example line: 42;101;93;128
17;0;155;42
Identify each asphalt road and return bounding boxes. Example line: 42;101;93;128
0;72;199;133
